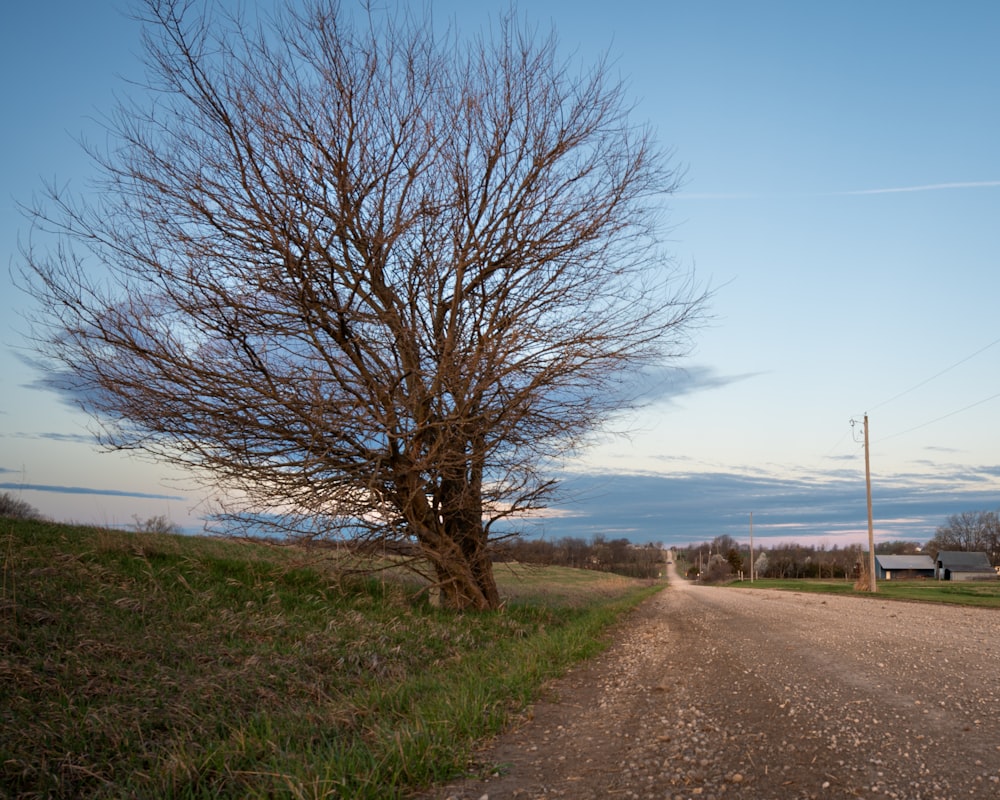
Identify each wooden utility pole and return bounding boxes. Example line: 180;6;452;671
749;511;755;583
864;413;877;592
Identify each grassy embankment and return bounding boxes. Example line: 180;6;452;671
1;518;660;799
725;577;1000;607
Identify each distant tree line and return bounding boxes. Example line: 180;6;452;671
677;511;1000;584
676;536;913;583
501;534;665;579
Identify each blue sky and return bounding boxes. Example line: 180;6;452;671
3;1;999;547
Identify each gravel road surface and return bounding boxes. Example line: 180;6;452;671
422;565;1000;799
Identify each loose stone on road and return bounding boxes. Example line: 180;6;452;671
423;563;1000;799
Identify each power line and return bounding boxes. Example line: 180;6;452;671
827;336;1000;456
862;334;1000;443
869;334;1000;412
881;389;1000;442
822;427;854;458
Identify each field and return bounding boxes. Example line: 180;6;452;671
727;577;1000;607
0;519;659;799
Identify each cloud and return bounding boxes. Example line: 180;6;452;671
674;191;780;200
0;482;185;501
613;364;759;407
1;431;94;444
12;352;107;411
834;181;1000;196
505;465;1000;546
825;453;860;463
676;181;1000;201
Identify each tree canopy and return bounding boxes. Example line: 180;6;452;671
927;511;1000;564
20;0;706;609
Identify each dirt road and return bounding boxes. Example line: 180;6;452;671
422;565;1000;799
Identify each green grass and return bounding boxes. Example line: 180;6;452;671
0;518;658;799
725;577;1000;607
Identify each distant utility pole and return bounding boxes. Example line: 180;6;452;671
749;511;755;583
863;413;877;593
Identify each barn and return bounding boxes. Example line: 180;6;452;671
934;551;997;581
874;554;935;581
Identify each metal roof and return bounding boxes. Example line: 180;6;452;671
875;555;935;570
935;551;994;571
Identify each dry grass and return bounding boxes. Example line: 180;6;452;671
493;561;654;603
1;519;658;799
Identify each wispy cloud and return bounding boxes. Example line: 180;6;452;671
675;191;781;200
833;181;1000;196
612;365;760;407
1;431;94;444
0;482;184;501
677;181;1000;201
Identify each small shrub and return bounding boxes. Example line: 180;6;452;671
700;555;733;584
0;492;43;520
131;514;181;535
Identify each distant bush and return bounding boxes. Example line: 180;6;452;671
700;555;734;584
0;492;43;521
131;514;181;535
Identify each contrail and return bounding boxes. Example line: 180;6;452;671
676;180;1000;200
834;180;1000;195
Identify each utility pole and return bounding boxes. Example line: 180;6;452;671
864;413;877;593
749;511;755;583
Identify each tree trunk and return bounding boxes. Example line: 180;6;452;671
434;504;499;611
424;527;497;611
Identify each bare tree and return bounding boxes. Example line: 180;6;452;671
0;492;44;521
132;514;182;535
927;511;1000;564
19;0;705;610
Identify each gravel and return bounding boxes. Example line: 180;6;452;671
419;564;1000;799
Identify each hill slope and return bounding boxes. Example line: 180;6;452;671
1;519;657;798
